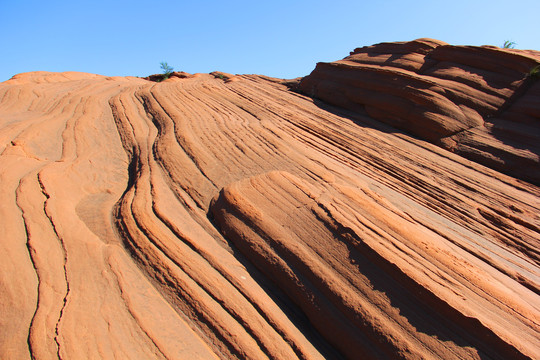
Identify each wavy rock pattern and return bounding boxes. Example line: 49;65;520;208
298;39;540;184
0;51;539;360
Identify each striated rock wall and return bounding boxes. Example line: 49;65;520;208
0;64;539;359
298;39;540;185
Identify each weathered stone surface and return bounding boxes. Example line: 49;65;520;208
0;53;539;360
298;39;540;184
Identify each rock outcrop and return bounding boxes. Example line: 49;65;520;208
298;38;540;185
0;43;539;360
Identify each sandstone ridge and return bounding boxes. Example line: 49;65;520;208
298;38;540;185
0;40;539;360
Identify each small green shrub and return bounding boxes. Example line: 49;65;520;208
211;72;227;80
528;65;540;79
503;40;516;49
160;61;174;79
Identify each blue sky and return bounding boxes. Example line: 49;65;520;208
1;0;539;82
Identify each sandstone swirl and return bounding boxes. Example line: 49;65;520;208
298;38;540;185
0;41;539;359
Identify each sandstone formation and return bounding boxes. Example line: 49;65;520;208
298;38;540;185
0;41;539;359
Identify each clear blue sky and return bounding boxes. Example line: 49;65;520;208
1;0;539;82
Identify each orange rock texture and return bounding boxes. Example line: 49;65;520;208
0;40;539;359
298;38;540;185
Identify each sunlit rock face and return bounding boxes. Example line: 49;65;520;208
0;41;539;360
299;38;540;185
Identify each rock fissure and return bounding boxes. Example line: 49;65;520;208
37;174;70;360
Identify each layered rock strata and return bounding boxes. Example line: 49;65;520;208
298;38;540;184
0;52;539;360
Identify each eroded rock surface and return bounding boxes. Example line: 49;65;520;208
0;51;539;360
298;38;540;184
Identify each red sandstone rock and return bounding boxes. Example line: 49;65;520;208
0;43;539;359
298;39;540;184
